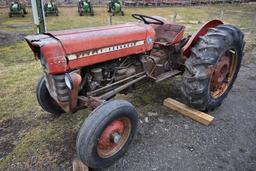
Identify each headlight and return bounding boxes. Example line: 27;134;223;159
64;73;73;90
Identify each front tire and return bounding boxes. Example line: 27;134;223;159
76;100;138;169
181;24;244;111
36;76;64;115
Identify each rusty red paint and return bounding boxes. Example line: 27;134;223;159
154;24;185;45
98;119;125;150
69;72;82;112
210;54;231;91
182;19;224;57
25;23;156;74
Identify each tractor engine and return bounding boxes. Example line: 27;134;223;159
84;57;140;92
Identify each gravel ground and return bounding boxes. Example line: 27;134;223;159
95;54;256;171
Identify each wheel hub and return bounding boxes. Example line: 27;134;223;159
112;132;122;144
97;117;132;158
211;54;230;90
98;120;125;150
210;49;237;98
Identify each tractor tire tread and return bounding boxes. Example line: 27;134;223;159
181;24;244;111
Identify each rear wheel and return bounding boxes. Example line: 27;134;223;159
9;12;12;18
36;76;64;115
76;100;138;169
121;11;124;16
181;24;244;111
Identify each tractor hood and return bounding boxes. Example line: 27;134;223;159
25;23;156;74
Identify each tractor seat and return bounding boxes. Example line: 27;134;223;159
154;24;185;45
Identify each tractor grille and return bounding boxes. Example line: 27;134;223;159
51;74;69;102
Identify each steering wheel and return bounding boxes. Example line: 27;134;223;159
132;14;164;25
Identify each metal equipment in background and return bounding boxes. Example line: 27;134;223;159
108;0;124;16
9;1;28;17
44;0;59;16
77;0;94;16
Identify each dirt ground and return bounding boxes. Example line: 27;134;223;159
0;4;256;171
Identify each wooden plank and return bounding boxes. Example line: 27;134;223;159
163;98;214;126
73;159;89;171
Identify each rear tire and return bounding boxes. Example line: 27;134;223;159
36;76;64;115
181;24;244;111
76;100;138;169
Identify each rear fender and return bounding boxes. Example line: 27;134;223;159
182;19;224;57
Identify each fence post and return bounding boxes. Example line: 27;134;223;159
173;12;177;22
109;14;112;25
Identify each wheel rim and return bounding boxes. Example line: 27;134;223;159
210;49;238;99
97;117;131;158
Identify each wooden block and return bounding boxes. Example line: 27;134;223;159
73;159;89;171
163;98;214;126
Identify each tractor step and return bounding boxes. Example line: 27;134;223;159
155;70;182;83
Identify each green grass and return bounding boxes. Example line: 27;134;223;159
0;4;255;170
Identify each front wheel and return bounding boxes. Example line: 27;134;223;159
181;24;244;111
36;76;64;115
76;100;138;169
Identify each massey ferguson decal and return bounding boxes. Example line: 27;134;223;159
67;40;145;61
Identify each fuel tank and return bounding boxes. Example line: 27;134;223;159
25;23;156;74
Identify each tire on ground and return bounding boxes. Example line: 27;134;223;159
76;100;138;169
181;24;244;111
36;75;64;115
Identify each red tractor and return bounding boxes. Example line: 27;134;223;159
25;14;244;169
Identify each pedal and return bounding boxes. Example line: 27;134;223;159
155;70;182;83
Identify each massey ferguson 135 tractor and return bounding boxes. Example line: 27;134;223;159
25;14;244;168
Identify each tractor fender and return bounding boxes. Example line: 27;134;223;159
182;19;224;57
